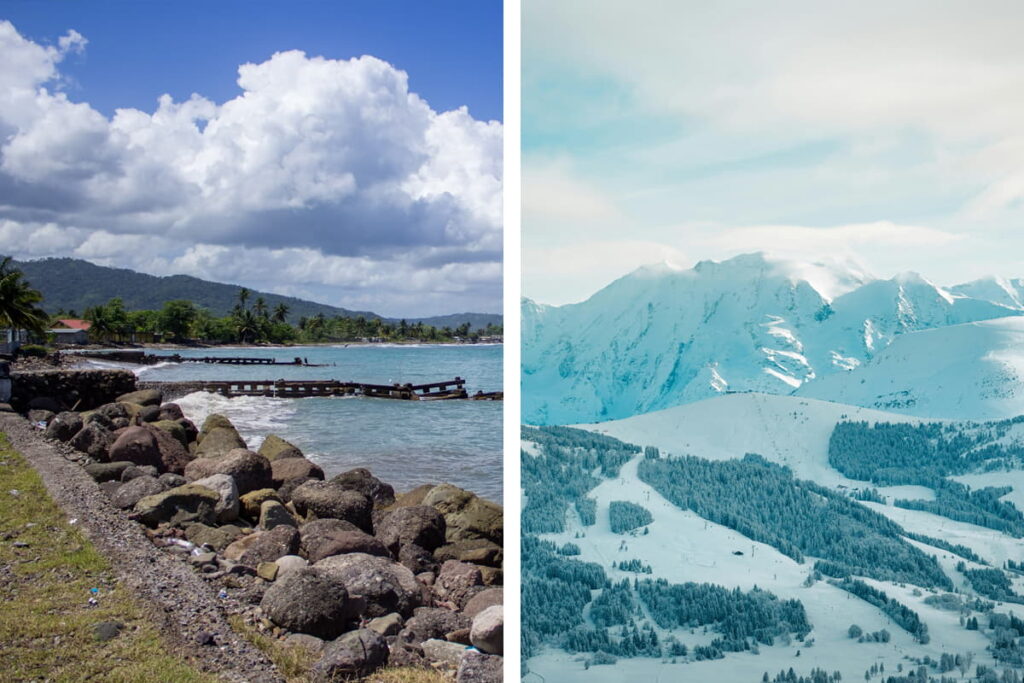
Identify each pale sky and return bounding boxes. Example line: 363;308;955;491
522;0;1024;305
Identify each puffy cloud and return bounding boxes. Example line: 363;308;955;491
0;21;501;316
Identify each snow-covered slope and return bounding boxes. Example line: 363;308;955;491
799;317;1024;419
523;252;1023;425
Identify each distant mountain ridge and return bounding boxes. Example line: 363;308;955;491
9;257;501;328
523;252;1024;425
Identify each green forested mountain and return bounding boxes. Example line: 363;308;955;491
9;257;501;327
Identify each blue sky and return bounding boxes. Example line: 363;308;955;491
0;1;502;317
522;1;1024;305
1;0;502;122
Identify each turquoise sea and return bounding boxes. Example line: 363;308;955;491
98;344;503;502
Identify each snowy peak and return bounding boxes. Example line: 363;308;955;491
524;252;1024;425
951;276;1024;310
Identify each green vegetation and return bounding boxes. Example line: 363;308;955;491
904;531;987;564
830;420;1024;536
608;500;653;533
958;564;1024;604
76;290;501;345
639;453;952;588
0;433;213;681
0;257;49;336
829;578;930;643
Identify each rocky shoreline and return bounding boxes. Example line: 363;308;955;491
3;378;503;681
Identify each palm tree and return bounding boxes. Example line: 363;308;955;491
272;303;290;324
0;257;49;336
84;304;115;342
253;296;268;320
233;308;258;344
237;287;251;311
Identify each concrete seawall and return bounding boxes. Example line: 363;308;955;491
10;369;137;412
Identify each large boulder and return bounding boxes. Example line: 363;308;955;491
190;473;240;523
69;422;114;461
184;523;243;551
291;481;373;532
257;434;304;461
314;553;423;618
45;411;82;442
259;500;297;530
399;607;471;646
375;505;447;555
223;525;300;567
299;519;363;558
398;543;439;574
109;425;191;474
435;561;484;609
423;484;502;545
184;449;272;494
271;457;324;487
306;529;389;563
240;488;282;519
131;484;220;527
150;420;189;449
469;605;503;655
330;468;395;508
310;628;388;682
457;650;503;683
110;474;165;509
463;588;503;619
157;403;185;421
116;388;162;407
434;539;503;567
96;402;139;422
195;414;246;458
260;567;359;639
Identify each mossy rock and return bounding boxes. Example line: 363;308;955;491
197;413;237;443
151;420;189;449
258;434;304;461
240;488;282;519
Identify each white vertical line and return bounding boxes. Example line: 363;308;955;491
503;0;522;679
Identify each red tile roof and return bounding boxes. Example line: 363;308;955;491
54;319;92;331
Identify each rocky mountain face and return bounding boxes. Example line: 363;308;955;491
523;252;1024;425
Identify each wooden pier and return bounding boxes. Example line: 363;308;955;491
139;377;502;401
71;350;328;366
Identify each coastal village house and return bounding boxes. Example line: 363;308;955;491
49;319;92;345
1;328;28;355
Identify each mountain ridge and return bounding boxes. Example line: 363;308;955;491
523;252;1024;425
9;256;502;328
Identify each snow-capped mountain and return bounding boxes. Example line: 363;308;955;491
523;252;1024;425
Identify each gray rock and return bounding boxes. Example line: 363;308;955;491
314;552;423;618
131;484;220;527
158;403;185;421
457;650;503;683
271;457;324;487
422;484;503;545
421;638;468;668
259;499;297;530
27;408;55;424
291;481;373;532
306;529;389;563
399;607;470;645
434;539;503;567
121;465;159;481
195;414;246;458
330;467;395;507
310;628;388;682
45;411;81;442
116;388;163;407
463;588;503;619
111;475;165;509
367;612;403;637
139;404;162;423
283;632;324;653
158;472;187;488
84;461;132;483
260;567;358;639
107;426;163;471
225;525;300;567
185;449;272;495
69;422;113;461
184;522;243;551
435;560;484;609
398;542;439;574
257;433;304;461
469;605;503;655
191;473;240;523
376;505;447;554
274;554;308;580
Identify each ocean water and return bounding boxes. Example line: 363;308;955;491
112;344;502;502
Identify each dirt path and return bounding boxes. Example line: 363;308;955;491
0;411;282;682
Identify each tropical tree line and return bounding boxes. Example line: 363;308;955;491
53;288;501;345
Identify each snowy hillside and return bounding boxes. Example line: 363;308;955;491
523;252;1023;425
798;317;1024;419
522;395;1024;682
